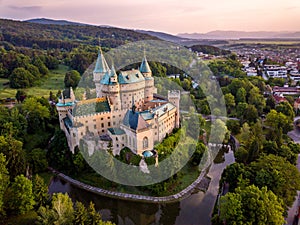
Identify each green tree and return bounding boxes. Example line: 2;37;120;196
6;174;35;215
15;90;27;103
224;93;235;113
74;201;88;225
22;97;50;133
33;174;49;208
52;193;74;225
249;154;300;207
28;148;48;174
210;119;229;144
87;202;102;225
64;70;81;89
0;153;9;216
236;87;246;103
0;135;26;178
248;87;266;114
9;67;34;88
33;57;49;76
275;101;295;121
219;185;285;225
226;120;240;135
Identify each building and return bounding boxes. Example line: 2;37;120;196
56;47;180;156
265;65;288;78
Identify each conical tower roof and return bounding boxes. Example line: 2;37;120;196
94;47;110;73
110;64;117;77
140;56;151;73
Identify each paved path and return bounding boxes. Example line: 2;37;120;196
49;166;209;204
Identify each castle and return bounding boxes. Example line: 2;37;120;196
56;47;180;157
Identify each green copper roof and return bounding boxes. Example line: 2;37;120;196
118;70;145;84
140;56;151;73
94;48;109;73
100;65;118;85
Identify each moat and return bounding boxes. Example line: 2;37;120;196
48;149;235;225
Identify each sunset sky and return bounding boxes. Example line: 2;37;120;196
1;0;300;34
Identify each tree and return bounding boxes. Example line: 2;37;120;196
52;193;74;225
15;90;27;103
33;174;49;208
219;185;285;225
248;87;266;114
224;93;235;113
190;142;206;166
6;175;35;215
249;154;300;207
210;119;229;144
0;153;9;216
28;148;48;174
226;120;240;135
9;67;34;88
275;101;295;121
236;102;248;121
0;135;26;178
236;87;246;103
33;57;49;76
64;70;81;89
22;97;50;133
87;202;102;225
74;201;88;225
244;104;258;124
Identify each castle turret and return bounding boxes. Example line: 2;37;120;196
93;46;110;97
100;65;121;111
140;56;154;102
168;90;180;128
140;56;152;77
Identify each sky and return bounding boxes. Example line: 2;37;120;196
1;0;300;34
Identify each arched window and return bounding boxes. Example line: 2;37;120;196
143;137;148;149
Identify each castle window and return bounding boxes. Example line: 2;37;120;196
116;137;118;141
108;122;111;127
101;123;104;128
102;129;104;133
94;125;96;129
108;117;110;119
101;118;103;120
143;137;148;149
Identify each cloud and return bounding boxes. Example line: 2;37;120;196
8;5;42;12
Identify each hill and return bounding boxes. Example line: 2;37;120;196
0;18;158;50
135;30;188;43
189;45;231;56
178;30;300;40
25;18;89;26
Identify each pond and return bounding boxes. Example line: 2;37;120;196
48;150;235;225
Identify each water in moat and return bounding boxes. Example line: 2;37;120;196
48;150;235;225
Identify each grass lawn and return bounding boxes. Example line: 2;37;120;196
0;65;68;99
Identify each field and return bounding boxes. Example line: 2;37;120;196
0;65;68;99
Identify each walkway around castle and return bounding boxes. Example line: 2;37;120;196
49;167;208;204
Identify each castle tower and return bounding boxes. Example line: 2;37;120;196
140;56;154;102
100;65;121;111
93;46;110;97
168;90;180;128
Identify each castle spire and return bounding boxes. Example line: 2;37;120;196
94;44;110;73
140;54;152;74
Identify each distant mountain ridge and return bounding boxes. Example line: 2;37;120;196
178;30;300;39
25;18;112;28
